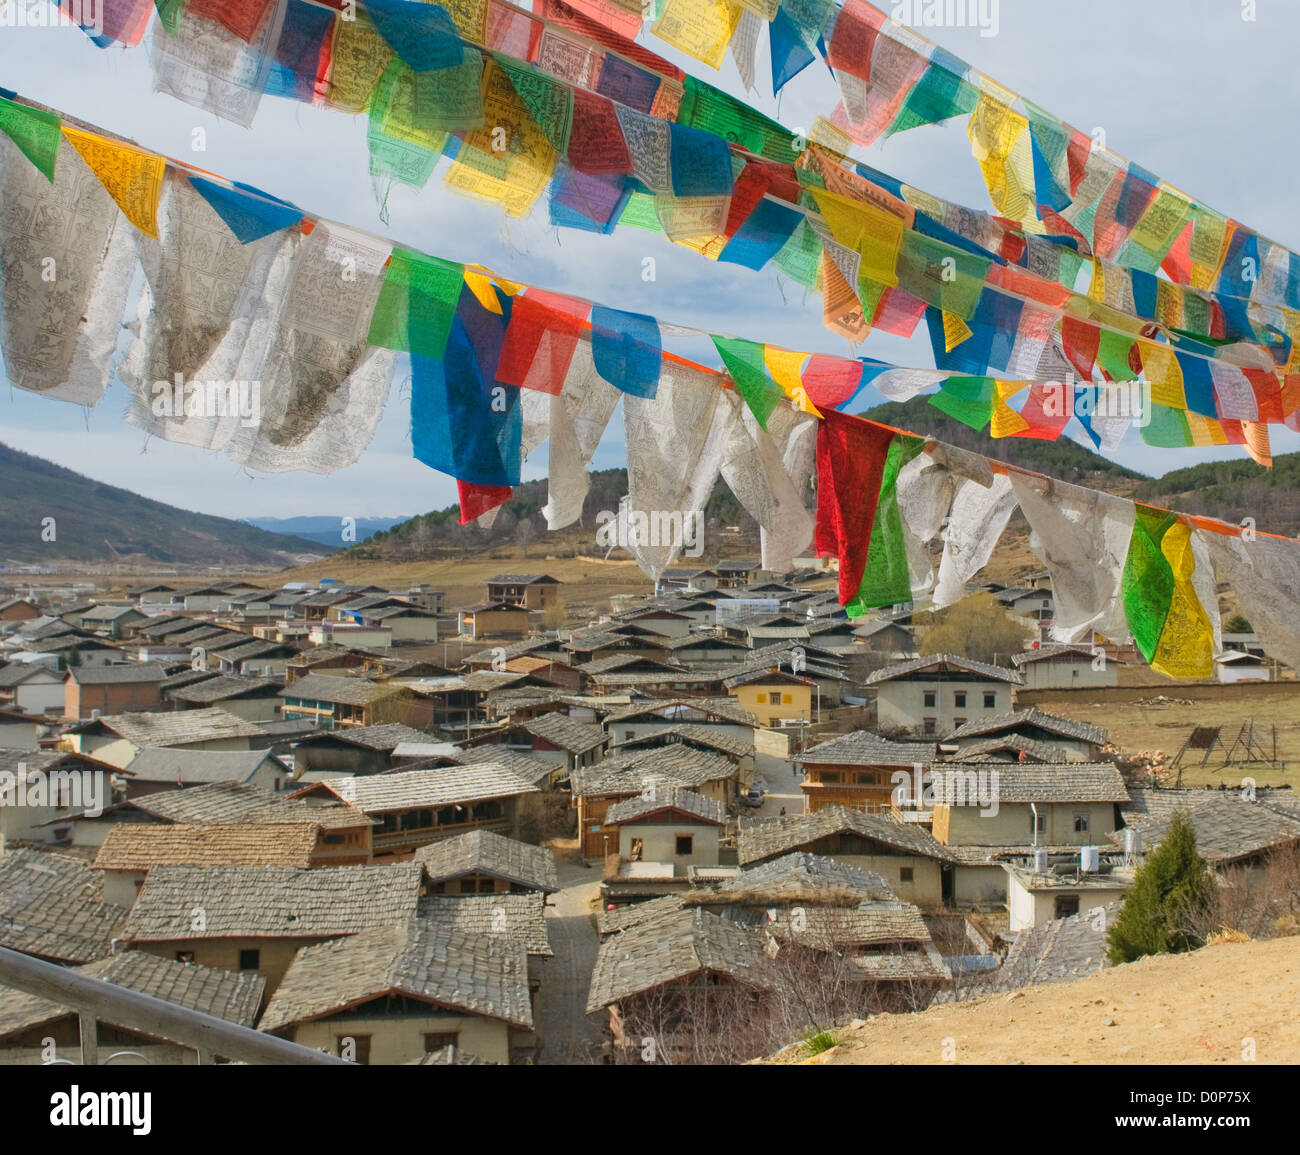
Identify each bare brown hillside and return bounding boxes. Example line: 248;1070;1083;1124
762;937;1299;1065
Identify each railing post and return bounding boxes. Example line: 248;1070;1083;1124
78;1012;98;1066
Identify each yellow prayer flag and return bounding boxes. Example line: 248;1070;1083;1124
810;188;904;289
1139;343;1185;410
1149;519;1214;679
967;92;1038;230
990;379;1030;438
764;346;821;417
651;0;742;71
942;310;973;352
1185;411;1227;447
62;127;165;239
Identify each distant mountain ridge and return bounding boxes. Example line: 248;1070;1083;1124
0;443;323;566
243;516;412;549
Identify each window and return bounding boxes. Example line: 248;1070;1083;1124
923;717;936;735
175;951;195;965
1073;812;1090;834
820;772;840;783
899;867;914;883
984;692;996;708
769;692;782;705
477;877;497;893
424;1032;459;1053
954;692;966;708
238;949;260;971
923;691;936;708
675;835;694;856
337;1035;371;1065
1054;896;1080;919
1030;810;1047;838
953;718;967;729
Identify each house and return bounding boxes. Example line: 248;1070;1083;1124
354;604;440;644
64;663;167;720
851;618;917;659
993;901;1119;990
213;640;299;677
0;951;264;1066
602;697;759;748
291;723;434;778
121;748;289;798
165;674;284;721
0;708;43;750
1003;858;1132;930
610;724;755;780
737;807;953;906
0;750;121;851
307;622;393;650
91;822;324;906
795;732;936;813
298;763;540;859
0;849;127;964
61;708;269;769
518;712;608;775
715;561;761;589
415;829;559;895
930;762;1130;904
943;709;1108;762
601;788;728;900
723;668;814;727
571;746;742;859
865;654;1023;735
586;906;767;1060
995;587;1055;631
0;597;41;623
0;662;65;715
278;673;419;729
1214;650;1272;683
67;604;147;637
654;568;718;595
257;915;535;1064
1011;644;1119;689
485;574;562;612
458;602;530;640
121;862;425;999
418;892;553;1001
1111;787;1300;873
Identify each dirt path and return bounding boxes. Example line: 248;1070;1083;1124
534;862;605;1065
763;938;1299;1065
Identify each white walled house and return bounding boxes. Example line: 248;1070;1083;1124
1011;644;1120;690
865;654;1023;736
0;663;66;715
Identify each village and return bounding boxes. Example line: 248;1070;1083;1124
0;561;1295;1066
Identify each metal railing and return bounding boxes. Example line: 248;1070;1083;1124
0;946;351;1065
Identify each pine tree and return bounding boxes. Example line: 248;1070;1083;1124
1107;810;1212;964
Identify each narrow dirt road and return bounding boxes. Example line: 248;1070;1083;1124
534;861;606;1064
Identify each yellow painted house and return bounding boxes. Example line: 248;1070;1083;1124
723;669;813;727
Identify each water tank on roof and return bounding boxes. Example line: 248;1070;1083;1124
1080;845;1100;873
1125;828;1141;858
1033;848;1049;873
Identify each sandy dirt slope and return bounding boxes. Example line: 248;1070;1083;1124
763;938;1299;1065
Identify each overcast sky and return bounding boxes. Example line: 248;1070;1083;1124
1;0;1297;523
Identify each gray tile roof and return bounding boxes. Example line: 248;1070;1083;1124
946;708;1107;746
610;724;753;759
124;748;281;786
418;893;552;956
279;673;402;706
0;951;264;1040
78;708;266;748
935;763;1129;805
602;697;759;728
737;806;952;866
587;907;766;1012
597;894;688;936
448;744;556;787
523;713;608;754
67;663;167;685
257;916;533;1033
710;852;895;904
570;746;738;797
167;675;283;704
414;830;559;893
864;653;1023;686
1114;787;1300;864
132;781;371;830
943;735;1062;763
125;863;423;942
605;788;727;827
995;902;1118;989
0;849;127;964
294;723;431;752
798;731;936;767
92;823;321;873
325;764;539;813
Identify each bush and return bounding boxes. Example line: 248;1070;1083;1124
1107;810;1213;964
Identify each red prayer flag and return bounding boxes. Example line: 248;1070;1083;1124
458;480;515;524
496;289;590;395
826;0;884;82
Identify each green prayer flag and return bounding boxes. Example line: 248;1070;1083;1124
367;248;464;359
713;335;783;431
848;434;926;616
0;96;60;183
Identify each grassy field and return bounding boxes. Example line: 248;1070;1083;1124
1027;683;1300;787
